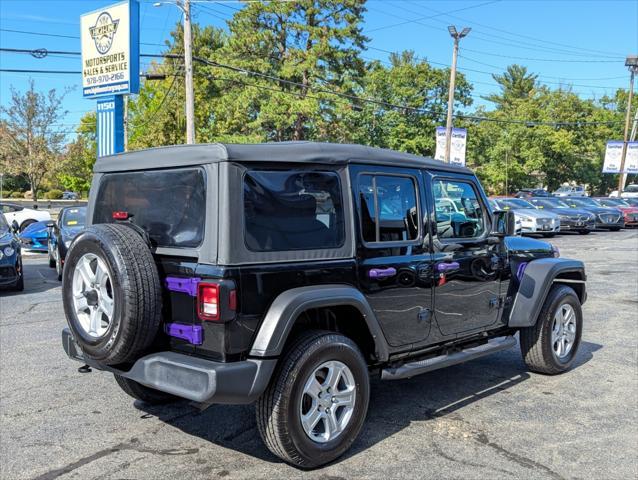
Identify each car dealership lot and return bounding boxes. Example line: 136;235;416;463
1;231;637;480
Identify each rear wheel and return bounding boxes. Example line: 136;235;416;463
55;247;62;281
48;248;56;268
19;219;35;232
114;375;179;405
520;285;582;375
256;331;370;468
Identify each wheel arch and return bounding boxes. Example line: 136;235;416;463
249;285;389;362
508;258;586;328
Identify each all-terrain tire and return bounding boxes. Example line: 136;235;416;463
62;224;162;365
520;284;582;375
256;330;370;469
114;374;178;405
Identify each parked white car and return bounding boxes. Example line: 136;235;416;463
553;185;587;197
609;184;638;198
491;197;561;237
1;202;51;231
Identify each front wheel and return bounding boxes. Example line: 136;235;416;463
520;285;582;374
578;230;590;235
610;227;621;231
256;331;370;468
542;232;556;238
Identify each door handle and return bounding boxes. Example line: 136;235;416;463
369;267;397;279
436;262;460;272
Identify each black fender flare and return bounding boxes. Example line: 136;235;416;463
508;258;586;328
249;284;389;361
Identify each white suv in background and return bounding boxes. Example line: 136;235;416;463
609;184;638;198
0;202;51;231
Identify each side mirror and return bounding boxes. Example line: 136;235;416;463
491;210;516;237
11;220;19;233
46;221;55;229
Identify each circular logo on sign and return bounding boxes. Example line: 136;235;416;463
89;12;120;55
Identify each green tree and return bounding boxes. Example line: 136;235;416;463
485;64;538;109
59;112;97;195
0;80;69;200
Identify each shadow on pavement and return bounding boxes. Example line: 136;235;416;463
133;340;602;467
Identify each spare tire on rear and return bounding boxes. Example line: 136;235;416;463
62;223;162;366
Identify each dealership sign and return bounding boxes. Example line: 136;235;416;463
435;126;467;167
81;1;139;98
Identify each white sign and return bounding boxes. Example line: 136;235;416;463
81;1;139;98
435;126;467;166
602;141;623;173
625;142;638;174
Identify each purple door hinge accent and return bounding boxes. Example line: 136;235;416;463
516;262;528;281
165;277;201;297
165;323;203;345
369;267;397;279
437;262;460;272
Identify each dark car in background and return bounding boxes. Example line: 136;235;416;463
594;197;638;228
48;206;87;280
529;197;595;234
18;220;50;252
515;188;551;199
0;214;23;291
563;197;626;230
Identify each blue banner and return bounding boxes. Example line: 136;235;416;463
96;96;124;157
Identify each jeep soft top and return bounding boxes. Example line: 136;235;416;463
61;141;586;468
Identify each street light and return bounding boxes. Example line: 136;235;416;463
617;55;638;194
444;25;471;163
154;0;196;145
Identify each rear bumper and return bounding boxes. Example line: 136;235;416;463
62;328;276;405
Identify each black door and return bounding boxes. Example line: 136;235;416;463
427;173;502;336
352;165;435;348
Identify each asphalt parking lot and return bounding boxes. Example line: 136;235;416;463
1;230;637;480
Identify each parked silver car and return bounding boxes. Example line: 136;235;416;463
553;185;587;197
491;197;560;237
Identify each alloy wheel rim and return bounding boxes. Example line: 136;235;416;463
299;360;356;443
551;303;577;359
71;253;114;338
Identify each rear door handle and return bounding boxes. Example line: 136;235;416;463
369;267;397;279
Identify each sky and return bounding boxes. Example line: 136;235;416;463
1;0;637;135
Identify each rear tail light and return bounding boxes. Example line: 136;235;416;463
198;283;219;321
112;211;129;220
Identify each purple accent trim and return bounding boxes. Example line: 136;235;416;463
369;267;397;279
437;262;460;272
516;262;528;281
165;323;203;345
165;277;201;297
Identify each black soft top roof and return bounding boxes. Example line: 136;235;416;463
93;141;471;174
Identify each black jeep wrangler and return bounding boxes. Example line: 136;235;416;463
61;142;586;468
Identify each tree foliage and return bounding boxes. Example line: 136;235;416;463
0;80;69;200
59;112;97;195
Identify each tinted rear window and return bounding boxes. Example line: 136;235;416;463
243;170;344;252
93;168;206;248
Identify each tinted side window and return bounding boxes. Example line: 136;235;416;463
434;179;486;239
243;170;344;252
93;168;206;248
358;174;419;244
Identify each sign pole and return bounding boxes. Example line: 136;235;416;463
617;66;635;194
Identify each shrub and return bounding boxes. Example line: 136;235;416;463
10;191;24;198
2;191;13;198
44;189;64;199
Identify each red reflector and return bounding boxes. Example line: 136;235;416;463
112;211;129;220
198;283;219;321
229;290;237;311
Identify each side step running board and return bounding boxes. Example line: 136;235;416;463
381;336;517;381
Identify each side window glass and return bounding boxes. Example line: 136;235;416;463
434;180;486;239
357;174;419;244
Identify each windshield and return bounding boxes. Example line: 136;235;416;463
0;214;10;235
598;198;629;207
497;198;535;209
555;186;571;192
533;198;570;208
567;197;598;207
61;207;87;228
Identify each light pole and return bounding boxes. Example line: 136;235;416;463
154;0;195;144
444;25;470;164
617;55;638;195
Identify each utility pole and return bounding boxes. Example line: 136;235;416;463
617;55;637;195
444;26;470;163
154;0;195;144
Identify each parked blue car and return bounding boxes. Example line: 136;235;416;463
47;206;87;280
19;220;50;252
0;214;24;291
